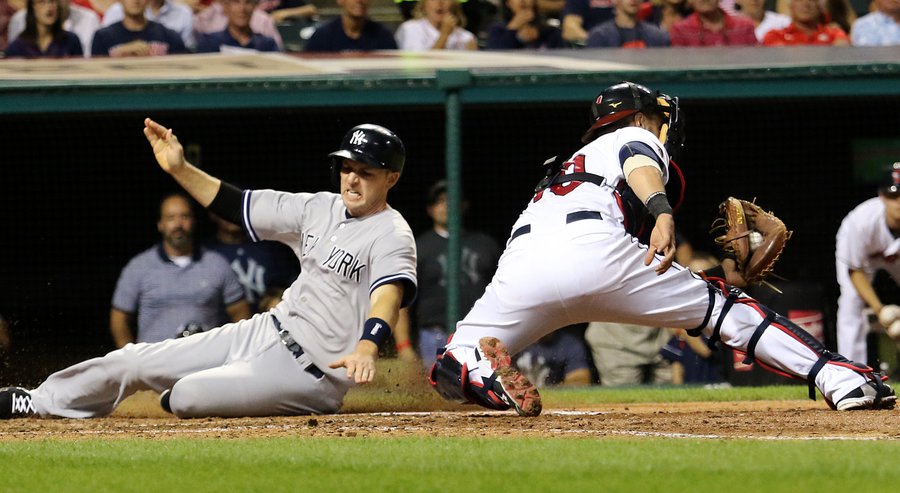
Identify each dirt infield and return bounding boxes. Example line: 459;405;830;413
2;391;898;441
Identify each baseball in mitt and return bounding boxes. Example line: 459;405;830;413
711;197;792;286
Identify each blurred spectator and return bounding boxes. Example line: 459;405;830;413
394;0;416;21
395;0;478;50
266;0;315;23
9;0;99;54
5;0;83;57
660;329;726;384
100;0;194;50
822;0;855;33
762;0;849;45
257;286;285;312
70;0;115;17
586;0;670;46
585;321;672;385
537;0;566;17
660;253;727;385
110;193;250;347
669;0;757;45
206;213;299;313
835;164;900;365
638;0;692;32
561;0;615;44
91;0;187;55
485;0;564;49
1;0;20;53
394;180;502;367
194;0;284;49
303;0;397;51
734;0;790;41
196;0;279;51
515;328;593;386
851;0;900;45
0;313;10;356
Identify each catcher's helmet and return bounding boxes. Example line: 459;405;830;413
329;124;406;186
878;162;900;195
582;81;684;159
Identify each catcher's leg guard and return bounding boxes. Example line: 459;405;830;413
700;282;895;409
430;338;542;416
429;349;471;404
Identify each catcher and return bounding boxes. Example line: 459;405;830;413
429;81;896;416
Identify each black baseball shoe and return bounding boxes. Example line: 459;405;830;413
0;387;36;419
159;389;173;414
835;376;897;411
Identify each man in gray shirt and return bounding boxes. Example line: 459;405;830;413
110;193;250;346
1;120;416;419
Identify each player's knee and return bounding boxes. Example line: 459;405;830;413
166;380;205;418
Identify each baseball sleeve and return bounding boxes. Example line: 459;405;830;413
242;189;315;246
368;216;417;308
835;218;867;271
615;127;670;183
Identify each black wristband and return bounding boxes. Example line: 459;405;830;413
646;192;673;219
208;181;244;225
361;317;392;348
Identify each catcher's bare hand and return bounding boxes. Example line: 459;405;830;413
719;258;748;288
329;341;378;384
646;213;676;274
143;118;186;174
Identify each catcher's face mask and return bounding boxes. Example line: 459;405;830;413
655;93;684;161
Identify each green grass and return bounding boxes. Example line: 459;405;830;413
1;384;894;493
1;437;899;493
541;384;812;405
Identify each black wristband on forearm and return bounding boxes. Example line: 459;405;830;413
208;181;244;225
361;317;392;348
646;192;673;219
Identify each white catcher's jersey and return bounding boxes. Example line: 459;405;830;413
243;190;417;370
446;126;870;406
511;126;670;233
836;197;900;282
835;197;900;362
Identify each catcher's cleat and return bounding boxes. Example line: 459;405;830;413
0;386;36;419
474;337;542;417
835;376;897;411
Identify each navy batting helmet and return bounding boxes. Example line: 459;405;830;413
879;162;900;195
582;81;684;159
329;124;406;186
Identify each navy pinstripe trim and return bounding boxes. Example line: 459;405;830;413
370;274;418;307
241;190;260;242
618;141;665;171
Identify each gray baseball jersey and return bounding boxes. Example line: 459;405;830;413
243;190;418;371
29;190;417;418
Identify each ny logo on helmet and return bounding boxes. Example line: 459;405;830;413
349;130;368;146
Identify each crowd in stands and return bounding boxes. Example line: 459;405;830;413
1;0;897;57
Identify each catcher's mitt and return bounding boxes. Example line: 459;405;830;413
712;197;792;285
